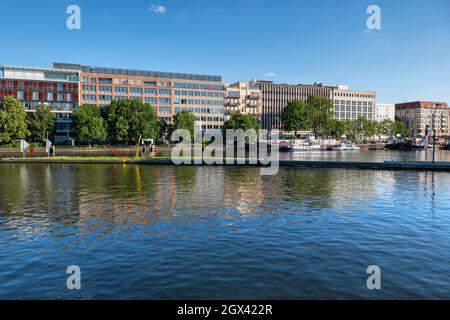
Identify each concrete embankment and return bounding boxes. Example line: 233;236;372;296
0;147;138;158
1;157;450;172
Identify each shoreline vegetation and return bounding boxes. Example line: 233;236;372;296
1;96;410;150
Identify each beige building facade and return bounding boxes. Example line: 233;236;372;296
395;101;450;137
224;80;261;120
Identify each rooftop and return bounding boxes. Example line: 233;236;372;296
53;62;222;83
1;65;80;75
396;101;449;108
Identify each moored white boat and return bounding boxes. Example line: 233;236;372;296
331;143;360;151
291;140;323;151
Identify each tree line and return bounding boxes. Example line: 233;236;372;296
0;96;197;146
0;96;55;146
280;95;408;142
0;95;409;147
74;99;198;145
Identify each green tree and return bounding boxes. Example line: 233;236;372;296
72;104;107;145
0;96;29;144
377;119;393;137
326;119;347;139
157;118;172;144
224;113;260;132
281;100;307;136
129;99;159;143
391;121;409;137
173;110;196;139
105;100;132;144
305;95;334;135
27;104;56;142
342;119;357;141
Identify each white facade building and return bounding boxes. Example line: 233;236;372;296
375;103;396;122
331;85;377;121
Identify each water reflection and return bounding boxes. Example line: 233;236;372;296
283;149;450;163
1;164;450;299
1;164;449;238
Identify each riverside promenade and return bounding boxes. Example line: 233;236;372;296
2;157;450;172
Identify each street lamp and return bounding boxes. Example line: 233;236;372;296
432;103;441;164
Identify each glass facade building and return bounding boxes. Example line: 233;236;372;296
0;65;80;142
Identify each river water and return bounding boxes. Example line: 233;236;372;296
1;162;450;299
280;149;450;162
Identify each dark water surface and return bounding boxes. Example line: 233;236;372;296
1;163;450;299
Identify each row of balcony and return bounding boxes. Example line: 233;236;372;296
226;101;261;107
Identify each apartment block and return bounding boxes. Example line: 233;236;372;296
224;80;261;120
0;65;80;141
395;101;450;137
54;63;226;129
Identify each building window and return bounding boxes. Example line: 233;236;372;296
115;86;128;94
32;91;39;100
17;90;24;100
159;107;171;113
83;94;97;102
82;85;97;92
99;78;113;84
144;81;156;87
145;88;157;96
47;92;53;101
159;98;171;105
130;87;143;95
67;93;72;102
159;89;171;97
144;97;157;105
99;95;113;103
99;86;112;93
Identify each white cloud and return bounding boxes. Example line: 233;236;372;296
150;4;167;14
264;72;277;77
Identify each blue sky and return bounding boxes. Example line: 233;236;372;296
0;0;449;103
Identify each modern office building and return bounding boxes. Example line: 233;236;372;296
395;101;450;137
1;61;379;136
375;103;396;122
224;80;261;120
255;80;376;130
331;85;377;121
0;65;80;141
257;81;333;130
54;63;226;130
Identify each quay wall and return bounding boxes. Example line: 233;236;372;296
1;157;450;172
